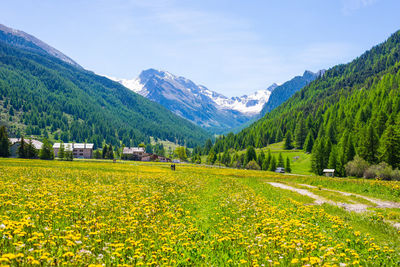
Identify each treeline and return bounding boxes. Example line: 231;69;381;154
206;30;400;179
0;39;210;149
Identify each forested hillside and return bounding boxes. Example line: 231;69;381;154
211;30;400;176
0;39;210;148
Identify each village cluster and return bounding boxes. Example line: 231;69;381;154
8;138;171;162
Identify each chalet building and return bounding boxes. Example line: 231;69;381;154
122;147;170;162
323;169;335;177
122;147;145;160
9;138;43;158
53;143;94;159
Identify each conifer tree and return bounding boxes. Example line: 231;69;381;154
257;150;265;167
304;131;314;153
311;139;324;175
17;136;26;158
378;125;400;167
108;144;114;159
102;145;108;159
39;138;54;160
295;117;307;149
278;153;284;167
58;141;65;160
359;125;379;163
245;146;257;166
26;139;38;159
0;126;10;157
328;145;338;170
284;131;293;150
285;157;291;173
269;155;277;171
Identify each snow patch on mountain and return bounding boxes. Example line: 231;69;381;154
109;69;277;115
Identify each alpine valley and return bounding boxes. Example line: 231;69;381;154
109;69;320;133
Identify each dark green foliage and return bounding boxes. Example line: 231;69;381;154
207;148;217;165
359;125;379;163
303;131;314;153
221;150;231;167
209;30;400;175
25;139;38;159
285;157;291;173
58;141;65;159
0;125;10;157
94;149;102;159
278;153;284;167
257;150;265;168
295;116;307;148
378;125;400;167
0;39;210;148
17;136;26;158
284;131;293;150
269;155;277;171
245;146;257;165
39;138;54;160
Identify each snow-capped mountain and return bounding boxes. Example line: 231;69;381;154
111;70;276;115
108;69;277;133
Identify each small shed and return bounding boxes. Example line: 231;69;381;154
323;169;335;177
275;167;285;173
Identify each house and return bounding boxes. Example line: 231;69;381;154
323;169;335;177
9;138;43;158
275;167;285;173
122;147;146;160
53;143;94;159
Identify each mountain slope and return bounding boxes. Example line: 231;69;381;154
0;23;81;68
0;25;210;148
212;29;400;175
260;70;322;115
111;69;276;133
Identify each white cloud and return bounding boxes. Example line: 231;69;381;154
341;0;378;15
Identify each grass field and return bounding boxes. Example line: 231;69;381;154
0;159;399;266
206;141;312;175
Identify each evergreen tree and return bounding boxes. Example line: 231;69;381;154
265;149;272;168
0;126;11;157
204;139;213;155
284;131;294;150
303;131;314;153
328;145;338;170
102;145;108;159
17;136;26;158
207;148;217;165
295;117;307;148
311;139;324;175
64;144;74;161
221;150;231;166
269;155;277;171
278;153;284;167
262;158;269;171
359;125;379;164
58;141;65;160
378;125;400;168
285;157;291;173
26;139;38;159
108;144;114;159
257;150;265;167
245;146;257;166
39;138;54;160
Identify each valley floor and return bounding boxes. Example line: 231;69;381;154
0;158;399;266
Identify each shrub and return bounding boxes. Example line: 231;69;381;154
245;160;261;170
364;162;400;180
345;155;369;177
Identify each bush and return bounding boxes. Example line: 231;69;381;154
245;160;261;170
345;155;369;177
364;162;400;180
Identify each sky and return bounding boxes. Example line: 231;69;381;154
1;0;400;97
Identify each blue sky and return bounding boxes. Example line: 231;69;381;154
2;0;400;97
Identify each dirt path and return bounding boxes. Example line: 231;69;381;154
267;182;400;229
298;184;400;209
268;182;369;212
